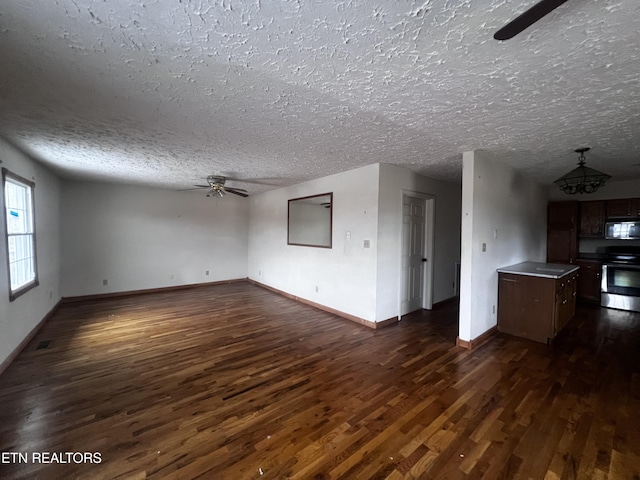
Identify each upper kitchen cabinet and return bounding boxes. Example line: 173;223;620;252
606;198;640;219
548;200;578;228
579;201;605;237
547;201;578;263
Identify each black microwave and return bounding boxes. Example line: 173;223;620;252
605;221;640;240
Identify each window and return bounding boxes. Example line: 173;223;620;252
2;168;38;301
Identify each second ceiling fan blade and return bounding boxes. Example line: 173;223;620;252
225;188;249;197
494;0;568;40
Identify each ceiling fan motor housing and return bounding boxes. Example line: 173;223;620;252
207;175;226;186
197;175;249;197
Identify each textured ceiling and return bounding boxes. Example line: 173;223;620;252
1;0;639;194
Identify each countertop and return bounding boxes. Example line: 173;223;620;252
496;261;580;279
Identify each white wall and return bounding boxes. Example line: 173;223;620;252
376;164;462;320
61;181;248;297
0;138;61;366
249;163;462;323
248;164;380;321
459;150;548;342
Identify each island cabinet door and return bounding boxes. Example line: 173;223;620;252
553;273;578;337
498;273;555;343
568;272;577;315
553;278;570;336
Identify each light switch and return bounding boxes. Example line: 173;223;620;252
482;243;486;252
364;240;370;248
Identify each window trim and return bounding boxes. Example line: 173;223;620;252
2;167;39;301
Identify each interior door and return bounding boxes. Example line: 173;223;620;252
401;195;426;316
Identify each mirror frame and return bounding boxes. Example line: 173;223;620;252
287;192;333;248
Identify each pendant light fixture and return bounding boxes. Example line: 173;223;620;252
554;148;611;194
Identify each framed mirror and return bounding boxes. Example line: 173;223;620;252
288;193;333;248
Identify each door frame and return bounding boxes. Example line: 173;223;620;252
399;190;435;317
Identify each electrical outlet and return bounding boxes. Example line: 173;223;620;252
315;286;319;293
205;270;210;276
103;279;108;286
482;243;486;252
259;270;262;276
170;274;174;279
493;305;496;314
364;240;370;248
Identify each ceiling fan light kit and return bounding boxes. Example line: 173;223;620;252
206;187;226;198
554;148;611;195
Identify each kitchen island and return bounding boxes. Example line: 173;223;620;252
497;262;580;344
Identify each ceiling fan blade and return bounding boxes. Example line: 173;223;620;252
225;187;248;193
221;173;285;186
176;186;208;191
229;178;283;186
225;188;249;198
494;0;568;40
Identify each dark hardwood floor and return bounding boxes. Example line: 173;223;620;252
0;282;639;479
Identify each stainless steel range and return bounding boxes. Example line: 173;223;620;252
601;246;640;313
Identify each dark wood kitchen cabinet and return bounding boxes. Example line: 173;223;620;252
547;201;578;263
498;267;579;344
548;200;578;228
606;198;640;218
574;259;602;303
579;201;605;237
